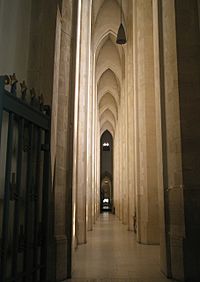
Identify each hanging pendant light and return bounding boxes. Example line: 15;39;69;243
116;0;127;44
116;23;127;44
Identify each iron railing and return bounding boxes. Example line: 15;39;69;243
0;75;51;282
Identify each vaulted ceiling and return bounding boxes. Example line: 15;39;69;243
92;0;127;138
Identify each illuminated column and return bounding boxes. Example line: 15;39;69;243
153;0;187;279
122;79;128;225
135;0;159;244
119;107;123;221
86;37;93;232
75;0;92;245
91;61;96;225
127;0;135;231
113;125;120;217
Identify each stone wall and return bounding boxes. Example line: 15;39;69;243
0;0;32;81
175;1;200;280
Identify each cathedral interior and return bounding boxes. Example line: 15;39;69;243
0;0;200;281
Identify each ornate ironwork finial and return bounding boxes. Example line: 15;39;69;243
30;88;36;106
20;80;27;101
10;73;18;95
4;75;11;85
39;94;44;111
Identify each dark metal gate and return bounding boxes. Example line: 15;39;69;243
0;75;51;282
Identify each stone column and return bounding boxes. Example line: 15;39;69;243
92;96;98;221
154;0;185;280
117;126;120;218
113;125;120;217
121;89;126;224
119;109;123;221
175;1;200;280
135;0;159;244
127;0;135;231
122;69;129;226
152;0;168;276
93;87;98;222
133;0;139;237
91;62;96;224
72;0;81;251
53;1;77;280
27;0;58;104
86;5;93;233
50;7;62;281
75;0;92;245
96;122;101;216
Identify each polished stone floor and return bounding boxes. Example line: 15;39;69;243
65;213;174;282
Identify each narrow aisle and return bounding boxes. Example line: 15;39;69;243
67;213;174;282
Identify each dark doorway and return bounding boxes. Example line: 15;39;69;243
100;130;113;212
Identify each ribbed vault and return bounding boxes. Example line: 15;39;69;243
99;93;118;121
97;69;120;105
100;121;115;137
92;0;126;139
92;0;126;46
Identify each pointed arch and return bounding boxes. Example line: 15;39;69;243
100;121;115;137
92;0;126;46
97;68;121;104
95;31;124;64
100;109;116;131
99;92;118;120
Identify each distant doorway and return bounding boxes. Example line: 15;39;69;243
100;130;113;212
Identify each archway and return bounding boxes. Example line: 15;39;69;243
100;130;113;212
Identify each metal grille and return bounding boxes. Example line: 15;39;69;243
0;76;51;282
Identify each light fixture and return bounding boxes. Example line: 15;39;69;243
116;0;127;44
103;142;110;147
103;198;109;203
